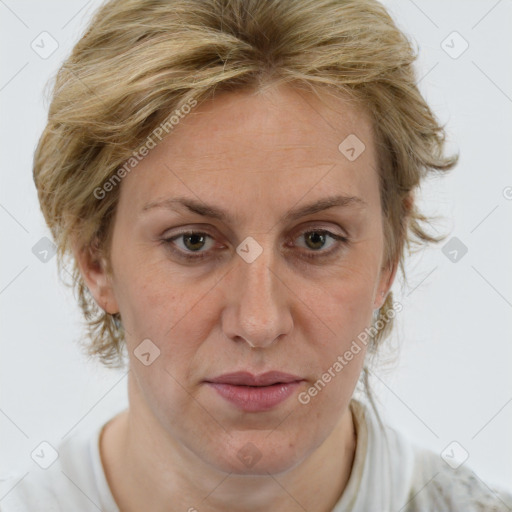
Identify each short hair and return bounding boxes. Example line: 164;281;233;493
33;0;457;376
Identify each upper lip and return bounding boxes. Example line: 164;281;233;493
206;371;303;386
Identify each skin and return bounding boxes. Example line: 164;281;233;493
76;84;398;512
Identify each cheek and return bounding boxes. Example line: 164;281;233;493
301;258;377;404
114;274;171;338
313;262;378;342
111;253;221;386
111;246;184;333
297;277;372;419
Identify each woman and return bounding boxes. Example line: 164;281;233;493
1;0;510;510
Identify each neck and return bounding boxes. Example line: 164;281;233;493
100;377;357;512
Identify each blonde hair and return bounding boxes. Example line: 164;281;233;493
33;0;457;381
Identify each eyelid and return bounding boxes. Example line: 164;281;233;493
290;222;349;240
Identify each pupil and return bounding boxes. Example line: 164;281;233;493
306;232;325;250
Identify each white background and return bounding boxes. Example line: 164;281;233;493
1;0;511;498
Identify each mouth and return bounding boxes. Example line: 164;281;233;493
204;371;304;412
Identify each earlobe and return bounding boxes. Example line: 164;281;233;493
373;290;387;310
72;239;119;314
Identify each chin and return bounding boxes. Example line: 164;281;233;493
203;431;308;476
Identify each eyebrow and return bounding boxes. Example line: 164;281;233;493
141;194;366;223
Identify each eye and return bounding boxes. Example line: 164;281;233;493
292;229;349;259
296;231;337;251
163;231;218;261
162;228;349;263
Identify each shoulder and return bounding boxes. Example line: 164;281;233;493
381;422;512;512
405;446;512;512
0;422;117;512
350;399;512;512
0;471;58;512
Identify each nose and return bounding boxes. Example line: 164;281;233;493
221;243;293;349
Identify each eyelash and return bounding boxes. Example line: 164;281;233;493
161;229;349;262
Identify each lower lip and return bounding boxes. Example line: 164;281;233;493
206;381;302;412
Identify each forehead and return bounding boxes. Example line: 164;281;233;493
118;85;379;220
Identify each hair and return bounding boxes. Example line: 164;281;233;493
33;0;457;412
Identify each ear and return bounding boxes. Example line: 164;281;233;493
72;238;119;314
373;258;398;310
373;190;413;309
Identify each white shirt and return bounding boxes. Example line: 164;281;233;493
1;399;511;511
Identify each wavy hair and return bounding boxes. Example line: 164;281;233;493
33;0;457;413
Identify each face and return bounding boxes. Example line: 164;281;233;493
86;85;394;475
